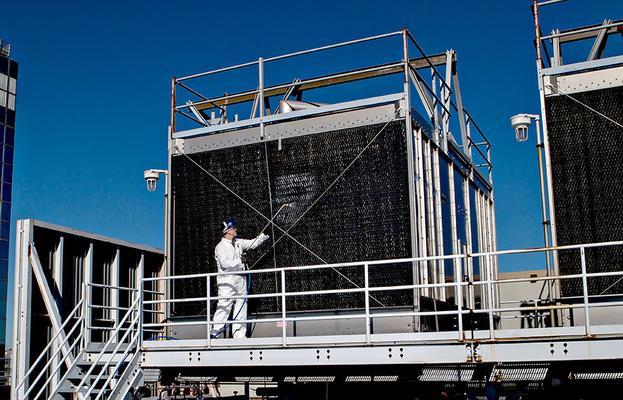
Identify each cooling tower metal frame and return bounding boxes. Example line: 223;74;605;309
533;6;623;302
165;29;495;333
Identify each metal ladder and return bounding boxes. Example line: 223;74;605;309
15;286;144;400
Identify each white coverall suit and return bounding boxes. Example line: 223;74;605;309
212;233;269;338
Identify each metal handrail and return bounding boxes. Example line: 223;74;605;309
142;240;623;345
405;30;453;94
175;62;405;111
46;352;82;400
141;269;623;327
84;313;140;400
87;282;139;292
17;300;83;396
94;331;140;400
26;327;84;400
540;20;623;41
176;31;402;82
143;240;623;283
76;295;140;394
17;299;83;390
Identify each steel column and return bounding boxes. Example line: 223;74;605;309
111;249;120;342
403;29;422;330
84;243;94;345
12;220;33;400
51;236;64;392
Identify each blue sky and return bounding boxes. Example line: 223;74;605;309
2;0;622;338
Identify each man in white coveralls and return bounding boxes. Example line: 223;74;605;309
211;218;269;338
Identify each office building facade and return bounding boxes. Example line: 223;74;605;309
0;37;16;383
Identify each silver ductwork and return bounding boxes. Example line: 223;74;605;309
278;100;327;114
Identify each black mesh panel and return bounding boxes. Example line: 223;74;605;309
545;86;623;296
172;120;413;315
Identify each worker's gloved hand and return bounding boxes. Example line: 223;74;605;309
259;233;269;241
241;252;248;265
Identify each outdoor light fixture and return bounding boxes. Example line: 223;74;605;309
144;169;167;192
143;167;171;317
510;114;533;142
509;112;555;299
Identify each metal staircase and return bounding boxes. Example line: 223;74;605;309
15;284;144;400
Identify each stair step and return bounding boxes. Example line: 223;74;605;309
76;359;126;367
67;373;112;380
57;385;109;395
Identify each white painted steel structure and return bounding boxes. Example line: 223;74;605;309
11;228;623;399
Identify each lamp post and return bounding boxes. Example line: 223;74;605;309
143;168;169;326
510;113;554;300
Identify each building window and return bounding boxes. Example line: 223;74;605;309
2;145;12;165
1;183;10;203
0;202;10;221
0;221;8;240
0;260;7;280
6;109;14;127
3;164;12;184
0;240;8;260
8;77;16;94
9;60;18;79
4;126;14;146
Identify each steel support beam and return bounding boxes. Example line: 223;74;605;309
588;19;611;61
51;236;64;392
12;220;33;400
111;249;120;342
29;244;75;367
141;337;623;368
84;243;94;344
187;54;450;111
450;54;470;160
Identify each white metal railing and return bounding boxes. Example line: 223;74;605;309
16;299;84;400
141;241;623;347
16;281;144;400
77;291;141;400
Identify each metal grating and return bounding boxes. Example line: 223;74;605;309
569;371;623;380
345;376;373;383
234;376;274;382
489;363;549;382
545;86;623;296
292;376;336;383
418;366;476;382
172;119;413;315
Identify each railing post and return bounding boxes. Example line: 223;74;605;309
281;269;287;347
137;254;145;347
455;256;463;341
206;275;211;347
81;281;88;351
259;57;265;138
486;255;495;340
138;278;144;349
580;247;591;336
364;263;371;344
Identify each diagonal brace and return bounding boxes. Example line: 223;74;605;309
29;243;75;368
